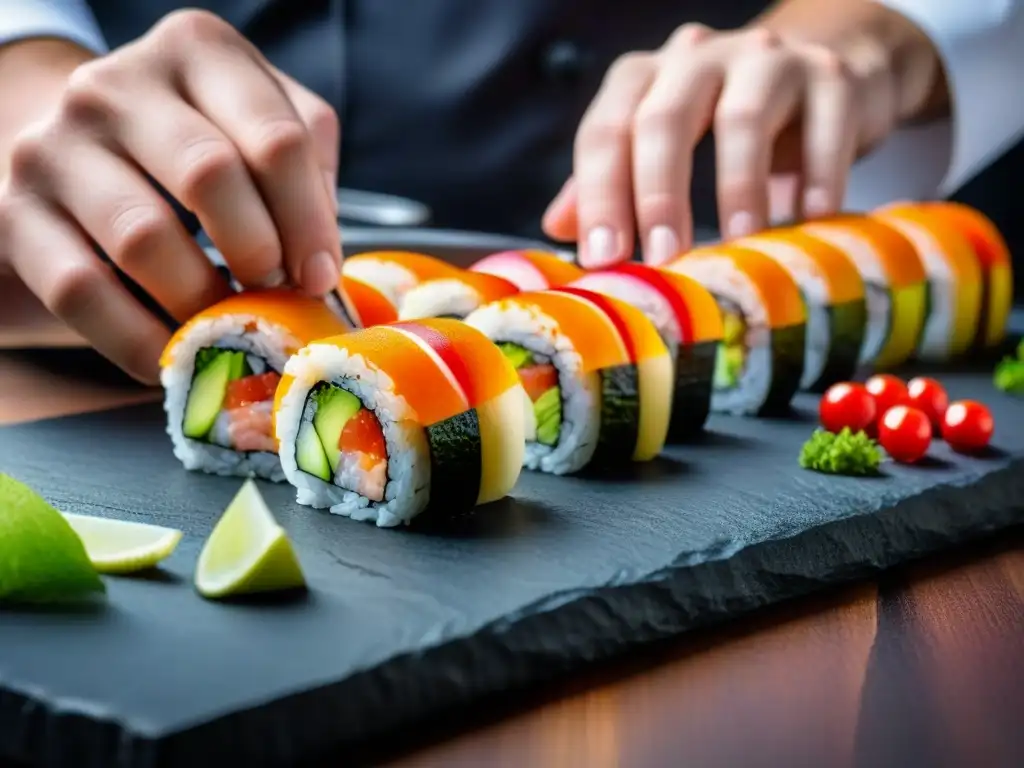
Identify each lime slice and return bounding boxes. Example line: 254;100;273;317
195;479;306;599
62;513;182;574
0;474;104;604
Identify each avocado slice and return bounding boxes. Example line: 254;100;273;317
497;342;534;369
722;311;745;346
296;418;332;481
533;386;561;446
183;351;237;439
713;344;745;390
227;350;251;381
312;384;362;473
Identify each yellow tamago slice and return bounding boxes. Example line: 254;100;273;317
62;513;182;574
195;479;306;600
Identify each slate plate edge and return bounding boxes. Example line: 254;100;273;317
3;458;1023;768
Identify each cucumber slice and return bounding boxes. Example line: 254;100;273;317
497;342;534;369
183;351;234;439
533;386;561;446
227;350;250;381
312;385;362;473
296;419;332;481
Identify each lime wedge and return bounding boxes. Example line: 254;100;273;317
62;513;182;574
195;480;306;599
0;474;104;604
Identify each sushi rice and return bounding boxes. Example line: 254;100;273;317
465;301;600;476
162;315;297;482
276;344;429;527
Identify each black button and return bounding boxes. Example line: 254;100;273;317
542;40;586;82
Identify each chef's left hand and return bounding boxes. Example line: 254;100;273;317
542;24;895;267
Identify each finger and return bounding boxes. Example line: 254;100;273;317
39;141;233;321
573;52;657;268
713;33;805;239
841;35;896;154
178;38;340;295
797;45;858;219
2;194;170;384
272;67;341;215
541;176;578;242
60;54;288;290
631;25;722;264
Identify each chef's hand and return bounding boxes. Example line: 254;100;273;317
542;24;898;268
0;10;341;384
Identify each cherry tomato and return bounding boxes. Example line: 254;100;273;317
941;400;994;454
878;405;932;464
819;382;877;434
906;377;949;427
865;374;909;421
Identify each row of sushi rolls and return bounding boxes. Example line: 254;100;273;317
161;201;1015;528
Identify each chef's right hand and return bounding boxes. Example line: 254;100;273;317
0;10;341;384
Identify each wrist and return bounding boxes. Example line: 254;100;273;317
0;38;95;180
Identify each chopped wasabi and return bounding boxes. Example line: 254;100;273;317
994;339;1024;396
799;428;883;476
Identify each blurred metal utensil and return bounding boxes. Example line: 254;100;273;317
336;188;432;227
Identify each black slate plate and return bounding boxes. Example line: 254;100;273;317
1;372;1023;768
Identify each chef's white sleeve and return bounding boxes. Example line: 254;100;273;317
0;0;108;55
845;0;1024;209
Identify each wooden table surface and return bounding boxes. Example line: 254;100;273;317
2;279;1022;768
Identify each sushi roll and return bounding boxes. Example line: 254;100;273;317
470;249;583;290
873;206;982;362
666;246;807;417
398;270;519;321
908;202;1013;352
341;251;462;311
273;319;526;527
566;263;724;439
734;228;867;392
464;288;672;475
801;215;928;369
340;274;398;327
160;289;354;481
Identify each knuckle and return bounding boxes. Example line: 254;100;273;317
715;101;767;133
804;45;848;78
577;115;633;148
635;194;680;228
107;203;175;269
155;9;231;45
745;27;780;50
668;22;712;49
6;124;51;185
60;61;122;127
177;137;241;205
46;262;105;319
607;51;653;82
632;104;685;139
305;100;339;139
249;118;309;168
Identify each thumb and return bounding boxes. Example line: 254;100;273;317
541;177;580;243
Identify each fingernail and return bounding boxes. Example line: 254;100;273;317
645;226;681;265
725;211;756;239
585;226;619;268
302;251;340;296
258;268;287;288
803;187;832;218
324;171;339;217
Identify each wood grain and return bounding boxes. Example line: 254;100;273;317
0;335;1021;768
